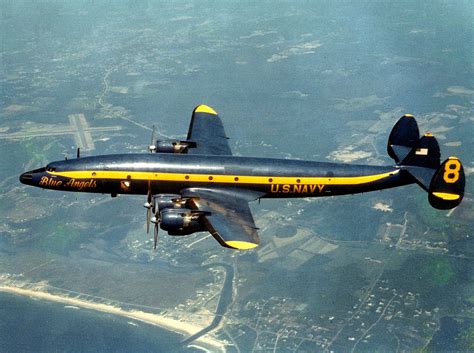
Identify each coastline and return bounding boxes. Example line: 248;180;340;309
0;285;225;353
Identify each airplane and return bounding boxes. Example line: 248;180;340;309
19;105;465;250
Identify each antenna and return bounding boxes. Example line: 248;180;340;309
77;147;80;159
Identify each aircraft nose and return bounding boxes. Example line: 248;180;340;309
19;172;33;185
20;167;47;186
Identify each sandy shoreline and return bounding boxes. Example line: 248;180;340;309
0;285;225;352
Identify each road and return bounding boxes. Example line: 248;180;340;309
181;263;235;346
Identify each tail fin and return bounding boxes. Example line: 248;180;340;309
387;114;420;163
401;133;440;170
428;157;465;209
388;115;465;210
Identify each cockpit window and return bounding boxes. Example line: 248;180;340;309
27;167;47;174
46;166;56;172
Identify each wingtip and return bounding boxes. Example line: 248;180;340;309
225;241;258;250
195;105;218;115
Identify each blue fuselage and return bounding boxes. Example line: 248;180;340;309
20;153;412;198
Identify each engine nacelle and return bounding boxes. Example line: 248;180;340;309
159;208;205;236
152;194;186;214
155;140;196;154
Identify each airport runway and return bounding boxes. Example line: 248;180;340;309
0;114;121;151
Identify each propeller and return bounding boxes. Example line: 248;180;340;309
152;212;160;250
145;191;160;250
154;223;159;250
144;179;152;234
145;125;156;233
146;125;164;250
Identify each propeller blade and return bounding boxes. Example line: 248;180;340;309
145;179;152;234
151;125;156;145
146;207;151;234
147;180;152;204
153;222;159;250
149;125;157;152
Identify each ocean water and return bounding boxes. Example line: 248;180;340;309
0;293;199;353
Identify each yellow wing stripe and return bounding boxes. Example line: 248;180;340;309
194;105;217;115
48;169;398;186
432;192;460;201
225;241;258;250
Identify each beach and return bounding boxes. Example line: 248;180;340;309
0;284;226;353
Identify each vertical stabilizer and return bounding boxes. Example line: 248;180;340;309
387;114;420;163
428;157;465;209
401;133;440;170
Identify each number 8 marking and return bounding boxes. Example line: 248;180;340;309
443;159;461;183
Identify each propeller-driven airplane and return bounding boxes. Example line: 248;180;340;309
20;105;465;250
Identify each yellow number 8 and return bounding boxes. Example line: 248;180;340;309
443;159;461;183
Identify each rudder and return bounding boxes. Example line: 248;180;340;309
401;133;441;170
428;157;465;209
387;114;420;163
398;133;441;190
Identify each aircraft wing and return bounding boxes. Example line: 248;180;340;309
182;188;262;250
186;105;232;155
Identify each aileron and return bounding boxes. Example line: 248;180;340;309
183;188;260;250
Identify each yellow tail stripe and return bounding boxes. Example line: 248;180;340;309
48;169;398;186
432;192;460;201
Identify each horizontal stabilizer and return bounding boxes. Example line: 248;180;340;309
400;165;436;191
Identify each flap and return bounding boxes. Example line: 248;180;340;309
182;187;261;250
